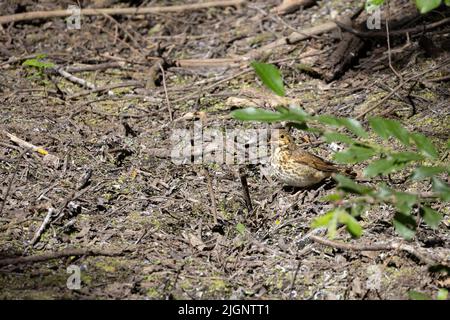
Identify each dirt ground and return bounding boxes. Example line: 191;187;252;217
0;0;449;300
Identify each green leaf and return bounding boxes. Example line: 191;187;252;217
393;212;416;240
231;105;313;124
311;210;339;238
320;193;343;202
341;118;368;138
312;209;363;238
334;174;373;195
408;290;432;300
384;119;410;146
288;106;311;121
436;288;448;300
236;223;246;235
394;192;417;215
410;133;439;159
316;116;367;138
22;57;55;70
411;166;447;180
366;0;385;11
369;117;410;146
311;211;334;228
415;0;442;14
315;115;341;126
390;152;424;162
421;206;442;229
364;158;398;177
338;211;363;238
251;61;285;97
369;117;390;140
231;107;286;122
364;152;423;177
323;132;355;144
432;177;450;201
333;146;377;164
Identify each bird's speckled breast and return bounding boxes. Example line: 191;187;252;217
270;147;331;187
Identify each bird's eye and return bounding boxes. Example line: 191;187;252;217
280;135;284;139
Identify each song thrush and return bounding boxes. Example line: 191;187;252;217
270;129;347;187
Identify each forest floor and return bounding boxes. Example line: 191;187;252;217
0;0;449;299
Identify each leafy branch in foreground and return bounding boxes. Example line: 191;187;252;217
231;62;449;240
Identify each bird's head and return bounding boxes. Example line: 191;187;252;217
271;129;293;148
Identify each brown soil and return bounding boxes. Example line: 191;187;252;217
0;0;449;300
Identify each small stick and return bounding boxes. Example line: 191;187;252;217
64;61;125;73
159;63;173;121
56;68;96;90
309;235;445;266
0;0;246;25
30;170;93;246
0;248;124;266
29;208;56;246
238;166;253;213
2;130;49;156
203;168;218;225
54;66;115;96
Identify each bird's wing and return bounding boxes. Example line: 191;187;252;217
290;149;339;172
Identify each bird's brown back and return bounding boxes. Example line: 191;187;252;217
289;147;340;173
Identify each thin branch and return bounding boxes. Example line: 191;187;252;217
309;235;446;266
239;167;253;213
159;63;173;122
0;0;245;25
64;61;125;73
203;168;218;225
0;248;124;267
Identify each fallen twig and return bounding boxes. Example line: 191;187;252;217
203;168;218;225
0;0;245;25
30;170;93;246
176;58;242;68
159;63;173;122
29;208;56;246
64;61;125;73
0;248;124;267
309;235;447;266
53;66;114;96
2;130;49;156
238;167;253;213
